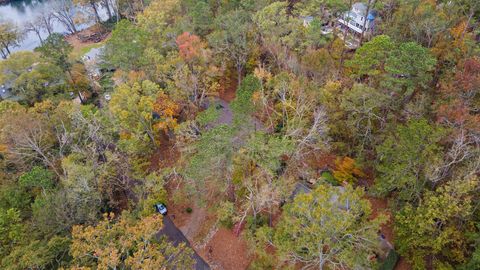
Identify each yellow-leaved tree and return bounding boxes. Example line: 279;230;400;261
70;212;194;270
261;184;387;269
109;79;180;153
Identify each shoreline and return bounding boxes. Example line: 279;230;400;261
0;0;24;4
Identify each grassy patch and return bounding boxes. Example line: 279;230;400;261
70;41;106;61
197;105;221;126
321;171;339;186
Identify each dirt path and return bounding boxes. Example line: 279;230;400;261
213;99;233;126
180;203;207;239
149;133;180;171
218;70;237;102
201;228;252;270
367;194;412;270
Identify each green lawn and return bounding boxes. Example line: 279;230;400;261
70;41;106;61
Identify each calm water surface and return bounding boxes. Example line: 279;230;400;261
0;0;107;52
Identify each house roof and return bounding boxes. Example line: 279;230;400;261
352;2;376;19
304;16;313;22
352;2;368;14
301;16;314;24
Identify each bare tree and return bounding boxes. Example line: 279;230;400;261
24;20;44;44
101;0;113;20
274;82;330;159
359;0;377;46
110;0;120;22
89;0;102;23
0;48;7;59
290;107;330;159
430;128;480;184
0;111;62;177
52;0;78;34
38;10;56;36
73;0;102;23
240;169;283;228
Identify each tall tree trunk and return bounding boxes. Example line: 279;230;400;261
339;26;349;65
90;1;102;23
35;31;44;44
43;17;53;35
1;42;11;55
339;0;353;65
113;0;120;22
53;1;78;34
359;0;376;46
46;26;52;35
69;20;78;34
460;9;474;42
236;63;243;86
67;69;84;103
55;15;76;34
127;1;134;19
0;48;7;59
103;0;112;19
146;128;157;149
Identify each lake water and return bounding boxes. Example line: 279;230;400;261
0;0;108;52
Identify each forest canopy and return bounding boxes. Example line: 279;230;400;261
0;0;479;269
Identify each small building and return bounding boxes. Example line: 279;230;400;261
337;2;376;36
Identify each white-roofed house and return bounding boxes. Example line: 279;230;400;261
337;2;377;36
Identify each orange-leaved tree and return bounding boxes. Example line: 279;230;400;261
153;91;180;132
176;32;203;62
333;157;366;185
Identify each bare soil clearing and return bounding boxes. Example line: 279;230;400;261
218;69;237;102
201;228;252;270
149;135;180;170
364;183;412;270
180;204;207;239
66;25;110;47
66;25;111;60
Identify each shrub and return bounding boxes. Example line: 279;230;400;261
379;249;400;270
217;201;235;228
246;214;269;232
321;171;339;186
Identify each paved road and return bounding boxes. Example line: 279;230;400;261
157;216;210;270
